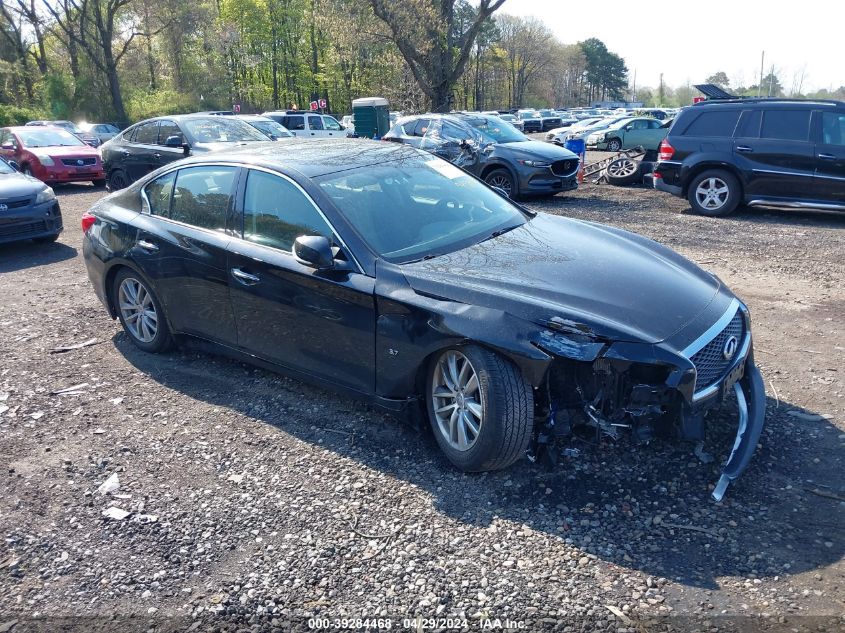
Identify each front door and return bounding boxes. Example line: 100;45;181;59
130;164;240;345
124;121;161;182
815;110;845;204
227;168;375;392
153;120;188;170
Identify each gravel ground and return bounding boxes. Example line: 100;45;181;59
0;161;843;632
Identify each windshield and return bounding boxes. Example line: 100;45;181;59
183;117;269;143
0;159;14;174
465;116;526;143
519;111;540;119
539;110;556;117
317;157;527;263
499;114;515;121
18;128;85;148
54;121;82;133
247;119;293;138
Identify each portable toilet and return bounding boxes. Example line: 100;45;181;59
352;97;390;139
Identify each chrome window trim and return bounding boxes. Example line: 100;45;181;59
680;298;740;359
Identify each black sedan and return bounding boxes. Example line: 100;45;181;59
100;114;269;191
383;113;579;199
81;139;765;500
0;157;62;245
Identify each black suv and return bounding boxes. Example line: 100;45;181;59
654;98;845;216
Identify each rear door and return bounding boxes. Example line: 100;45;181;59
733;108;816;199
131;164;240;345
226;168;375;392
815;110;845;204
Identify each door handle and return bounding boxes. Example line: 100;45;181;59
231;268;260;285
137;239;159;252
153;152;161;159
736;146;753;153
818;153;836;160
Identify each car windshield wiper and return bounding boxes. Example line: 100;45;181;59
481;223;521;242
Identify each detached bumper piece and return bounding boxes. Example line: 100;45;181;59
712;360;766;501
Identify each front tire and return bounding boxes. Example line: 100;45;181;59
687;169;741;216
427;346;533;472
484;168;518;199
107;169;129;192
112;268;172;353
606;138;622;152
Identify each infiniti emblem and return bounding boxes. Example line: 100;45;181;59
76;159;84;166
723;335;739;360
0;204;7;211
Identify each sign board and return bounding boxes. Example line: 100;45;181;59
233;104;241;113
692;96;705;104
309;101;319;111
318;98;327;109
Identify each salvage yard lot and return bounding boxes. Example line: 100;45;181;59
1;168;843;631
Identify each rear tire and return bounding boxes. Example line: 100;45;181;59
112;268;172;353
687;169;741;217
107;169;129;192
606;138;622;152
426;345;533;472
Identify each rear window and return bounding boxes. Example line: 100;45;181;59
285;115;305;130
681;110;740;137
760;110;810;142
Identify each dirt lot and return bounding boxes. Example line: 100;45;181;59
1;160;843;632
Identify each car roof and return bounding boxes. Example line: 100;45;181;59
6;125;66;132
691;98;845;109
174;138;427;178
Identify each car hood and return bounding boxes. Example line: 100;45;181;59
28;145;100;158
399;213;721;344
0;171;45;197
494;140;578;160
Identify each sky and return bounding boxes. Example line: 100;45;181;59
502;0;842;93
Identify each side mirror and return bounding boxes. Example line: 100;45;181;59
164;135;184;148
1;141;15;150
293;235;334;269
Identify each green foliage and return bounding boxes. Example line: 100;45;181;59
126;89;201;122
0;104;47;126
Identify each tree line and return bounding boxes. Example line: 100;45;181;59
0;0;631;125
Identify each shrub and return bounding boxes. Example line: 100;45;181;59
0;104;48;126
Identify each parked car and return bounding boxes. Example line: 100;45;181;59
236;114;294;140
0;126;105;186
80;138;765;499
565;116;634;142
383;113;579;199
587;117;670;152
537;109;562;131
496;113;524;131
0;156;62;244
79;122;122;143
26;120;101;147
261;111;348;138
100;114;269;190
545;117;604;144
634;108;670;121
654;98;845;216
516;109;543;133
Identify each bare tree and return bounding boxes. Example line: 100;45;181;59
368;0;506;112
497;14;554;107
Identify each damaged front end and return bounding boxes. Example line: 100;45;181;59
530;299;766;501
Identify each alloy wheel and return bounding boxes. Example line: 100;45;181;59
486;174;512;197
118;277;158;343
431;350;483;452
606;158;637;178
694;177;729;211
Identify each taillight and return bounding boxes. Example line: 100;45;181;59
658;139;675;161
81;213;96;233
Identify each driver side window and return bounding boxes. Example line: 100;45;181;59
242;170;334;252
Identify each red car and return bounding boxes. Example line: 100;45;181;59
0;126;105;186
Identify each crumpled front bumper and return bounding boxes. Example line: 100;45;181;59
712;358;766;501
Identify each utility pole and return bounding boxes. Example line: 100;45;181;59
758;51;765;97
658;73;664;106
631;69;637;103
768;64;775;97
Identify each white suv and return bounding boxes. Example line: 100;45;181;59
261;111;348;138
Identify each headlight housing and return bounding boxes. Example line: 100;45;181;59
32;153;54;166
519;160;552;168
35;187;55;204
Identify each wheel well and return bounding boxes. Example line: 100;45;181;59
103;264;129;318
480;163;514;181
682;163;744;198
